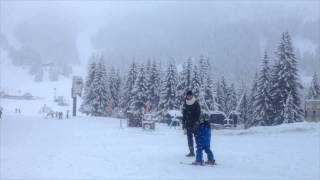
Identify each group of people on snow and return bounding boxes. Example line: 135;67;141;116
182;90;216;165
15;108;21;114
45;110;69;120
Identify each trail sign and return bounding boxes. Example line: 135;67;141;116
71;76;83;116
72;76;83;98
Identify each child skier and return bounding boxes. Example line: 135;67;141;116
192;112;216;165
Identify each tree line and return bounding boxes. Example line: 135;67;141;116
80;31;320;128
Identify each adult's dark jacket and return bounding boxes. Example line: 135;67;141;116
182;97;201;130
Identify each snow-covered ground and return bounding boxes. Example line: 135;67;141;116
1;111;319;180
1;41;319;180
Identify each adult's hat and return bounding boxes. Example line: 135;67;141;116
186;90;193;96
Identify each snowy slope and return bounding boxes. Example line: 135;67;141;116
1;113;319;180
0;49;85;115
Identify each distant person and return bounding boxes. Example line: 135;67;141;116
0;106;3;119
59;112;63;119
42;104;47;114
66;110;69;119
45;111;54;119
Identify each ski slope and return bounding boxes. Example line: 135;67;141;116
1;48;319;179
1;112;319;180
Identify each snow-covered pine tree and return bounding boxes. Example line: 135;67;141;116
129;64;147;112
159;62;179;111
271;31;303;125
307;72;320;99
254;51;273;126
145;59;152;102
121;61;138;111
215;79;223;112
191;65;201;98
80;55;98;115
283;93;295;123
246;73;258;128
203;75;215;111
198;55;209;85
90;55;109;116
239;92;250;126
226;83;238;116
216;77;228;114
114;70;122;108
146;60;161;111
176;58;193;106
108;66;118;112
198;57;215;111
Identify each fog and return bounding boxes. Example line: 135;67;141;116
0;1;319;82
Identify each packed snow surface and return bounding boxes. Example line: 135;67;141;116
0;111;319;180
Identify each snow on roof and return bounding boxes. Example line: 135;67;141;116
306;99;320;102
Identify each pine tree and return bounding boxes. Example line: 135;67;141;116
192;65;201;98
227;83;238;116
254;51;273;126
271;31;303;124
121;61;138;111
246;73;258;128
239;92;250;126
203;75;215;111
108;66;119;112
199;57;215;111
199;55;209;85
91;55;109;116
176;58;193;106
146;61;161;111
114;70;122;108
216;77;229;114
129;64;147;112
283;93;295;123
80;56;97;115
159;62;179;111
307;72;320;99
215;81;222;112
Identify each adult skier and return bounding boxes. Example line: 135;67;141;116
182;90;198;157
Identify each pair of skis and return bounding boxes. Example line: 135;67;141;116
179;161;217;166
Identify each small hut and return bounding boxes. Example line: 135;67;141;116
305;99;320;122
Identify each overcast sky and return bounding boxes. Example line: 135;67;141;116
1;0;319;81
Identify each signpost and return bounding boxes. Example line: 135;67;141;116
71;76;83;117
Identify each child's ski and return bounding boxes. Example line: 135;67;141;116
179;161;217;166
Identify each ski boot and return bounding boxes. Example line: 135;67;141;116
186;147;195;157
191;160;204;165
185;152;195;157
205;160;216;165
